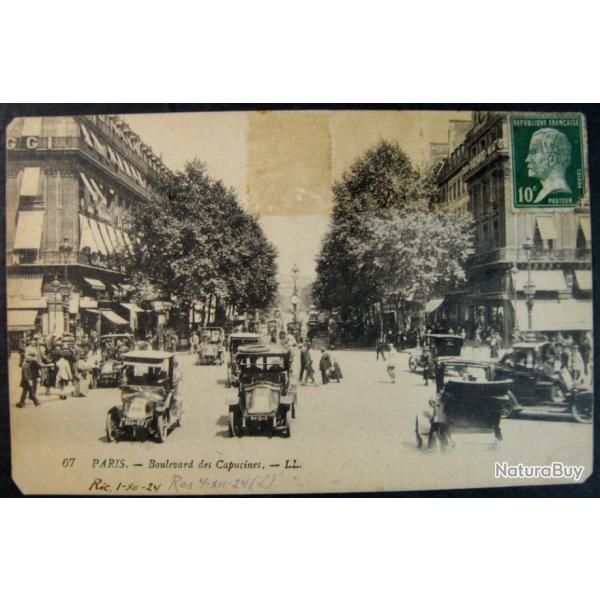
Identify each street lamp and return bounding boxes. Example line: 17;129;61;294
511;263;519;341
48;275;61;335
59;236;73;334
522;236;536;331
291;264;299;327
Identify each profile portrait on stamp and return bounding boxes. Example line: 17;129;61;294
525;127;572;203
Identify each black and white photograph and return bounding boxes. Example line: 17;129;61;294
3;108;594;494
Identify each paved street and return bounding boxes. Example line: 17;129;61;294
9;349;593;495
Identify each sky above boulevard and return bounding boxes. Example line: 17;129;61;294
123;110;470;292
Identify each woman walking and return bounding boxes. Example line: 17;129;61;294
56;351;73;400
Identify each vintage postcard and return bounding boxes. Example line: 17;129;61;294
4;109;594;495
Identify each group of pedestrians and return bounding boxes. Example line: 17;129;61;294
298;341;343;386
16;333;105;407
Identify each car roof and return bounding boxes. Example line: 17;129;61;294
101;333;133;338
201;327;223;331
237;344;288;358
229;333;262;339
427;334;464;340
512;341;548;349
122;350;173;362
438;357;495;368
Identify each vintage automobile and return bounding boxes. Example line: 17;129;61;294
226;332;263;387
408;334;464;372
197;327;225;365
106;350;182;443
92;333;135;387
228;344;297;437
494;340;593;423
415;358;512;450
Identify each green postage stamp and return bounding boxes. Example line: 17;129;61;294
510;114;585;208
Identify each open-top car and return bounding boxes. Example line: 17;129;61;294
415;358;512;450
197;327;225;365
228;344;297;438
226;332;263;387
106;350;182;443
494;340;593;423
93;333;135;388
409;334;464;372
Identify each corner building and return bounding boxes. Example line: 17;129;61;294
436;111;592;344
6;114;169;345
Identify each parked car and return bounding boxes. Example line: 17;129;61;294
106;350;182;443
226;332;263;387
409;334;464;372
228;344;297;437
415;358;512;450
197;327;225;365
495;340;593;423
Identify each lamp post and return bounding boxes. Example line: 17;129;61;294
511;264;519;341
59;236;73;334
291;263;299;328
49;275;61;335
522;236;536;331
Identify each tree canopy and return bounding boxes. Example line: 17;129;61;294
313;139;473;325
125;160;278;315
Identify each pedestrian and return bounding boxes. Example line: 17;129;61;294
302;346;317;386
427;394;450;451
190;330;199;355
319;349;332;385
17;356;41;407
571;344;585;384
474;327;482;349
386;345;397;383
299;342;309;382
77;348;91;396
488;331;501;359
422;347;434;386
39;343;55;395
56;351;73;400
375;335;386;361
328;351;343;383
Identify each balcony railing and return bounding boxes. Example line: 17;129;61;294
468;247;592;266
9;250;127;273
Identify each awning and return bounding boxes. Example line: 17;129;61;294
106;224;122;252
20;167;41;197
8;310;39;331
89;176;108;207
513;270;567;292
69;292;80;314
535;215;557;240
83;277;106;291
80;296;98;309
79;214;100;253
80;172;101;209
424;298;445;313
106;145;119;166
7;275;43;298
578;216;591;243
99;310;128;326
574;270;592;292
13;210;44;250
512;299;592;332
21;116;43;137
80;123;95;148
89;130;107;158
121;302;144;313
89;218;109;256
123;232;134;252
99;221;115;254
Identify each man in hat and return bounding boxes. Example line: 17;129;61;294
17;354;42;407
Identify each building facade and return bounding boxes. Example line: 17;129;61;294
6;114;169;345
435;111;592;344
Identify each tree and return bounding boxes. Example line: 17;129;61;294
124;160;278;326
313;139;473;338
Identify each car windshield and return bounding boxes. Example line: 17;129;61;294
123;361;169;386
444;365;488;382
247;387;279;413
512;349;537;368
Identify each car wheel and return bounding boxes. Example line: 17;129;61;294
500;391;518;419
571;396;593;424
550;384;566;404
106;409;119;442
408;356;418;372
156;414;168;443
229;407;242;437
